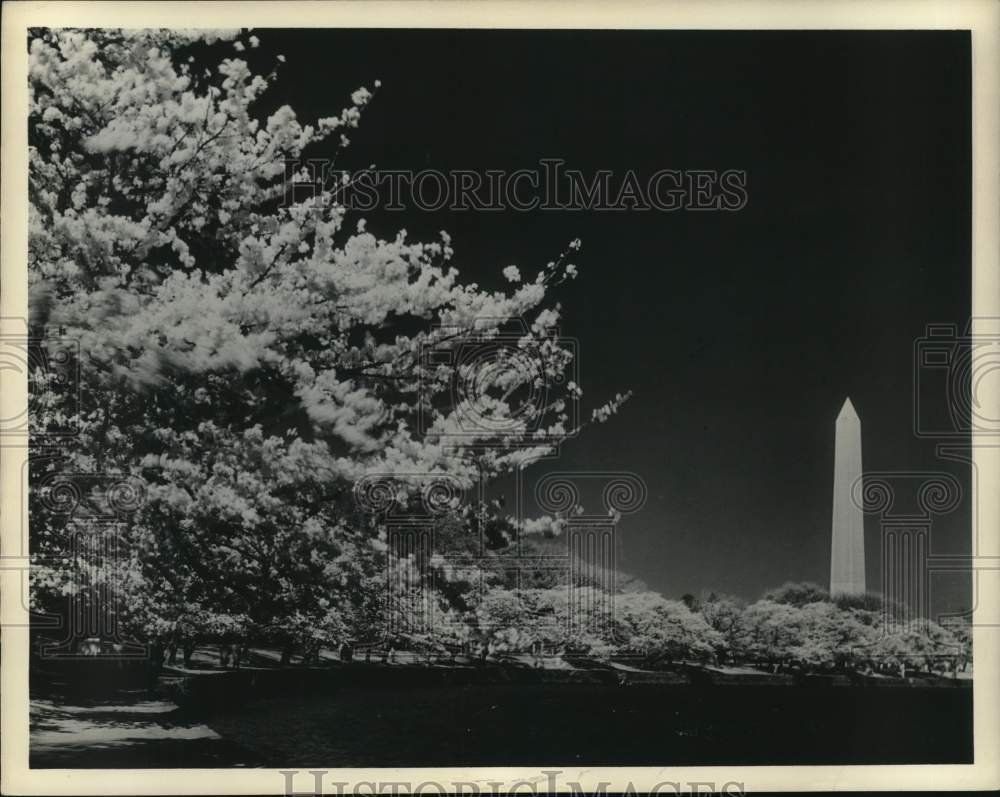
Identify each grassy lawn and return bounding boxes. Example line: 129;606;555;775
203;682;972;767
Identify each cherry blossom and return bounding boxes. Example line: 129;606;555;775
28;28;625;657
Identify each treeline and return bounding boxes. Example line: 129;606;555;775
386;580;971;680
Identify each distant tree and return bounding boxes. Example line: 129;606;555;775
832;591;885;612
733;599;805;670
921;620;966;676
614;592;721;665
844;617;962;678
526;587;614;659
762;581;831;607
468;588;532;659
941;613;972;674
698;591;745;662
870;627;934;678
702;583;972;678
787;601;878;673
395;599;472;662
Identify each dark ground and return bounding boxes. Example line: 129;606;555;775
205;683;973;767
32;681;973;768
29;691;264;768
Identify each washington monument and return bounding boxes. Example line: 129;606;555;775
830;397;866;595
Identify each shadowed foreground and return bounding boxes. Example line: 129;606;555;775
32;680;972;768
206;684;973;767
30;694;263;767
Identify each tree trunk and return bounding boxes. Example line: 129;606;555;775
147;642;165;694
150;642;164;671
280;643;294;665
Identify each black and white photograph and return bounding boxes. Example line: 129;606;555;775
1;1;998;794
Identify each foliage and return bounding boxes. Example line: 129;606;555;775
25;29;972;681
762;581;830;607
732;599;804;666
832;591;886;612
27;28;628;654
869;621;962;677
940;613;972;670
613;592;721;664
699;591;745;657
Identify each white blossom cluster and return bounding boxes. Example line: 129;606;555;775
27;29;626;649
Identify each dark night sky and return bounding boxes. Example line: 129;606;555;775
246;30;971;612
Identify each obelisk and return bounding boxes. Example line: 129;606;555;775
830;397;865;596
